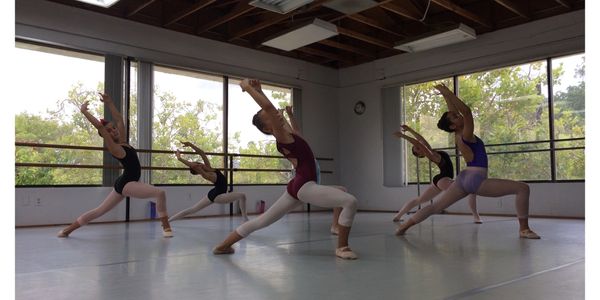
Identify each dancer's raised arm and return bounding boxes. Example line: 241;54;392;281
99;93;126;144
435;84;474;141
393;129;439;163
80;101;124;158
241;79;293;143
181;141;213;170
401;125;432;150
284;106;302;135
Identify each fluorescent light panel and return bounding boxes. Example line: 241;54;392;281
262;19;338;51
395;23;476;53
75;0;121;8
323;0;379;15
249;0;313;14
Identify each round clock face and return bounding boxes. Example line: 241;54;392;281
354;101;366;115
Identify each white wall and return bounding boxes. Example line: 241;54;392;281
15;185;308;226
337;10;585;218
14;1;585;225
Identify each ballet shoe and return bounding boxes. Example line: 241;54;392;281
335;246;358;260
57;229;69;238
213;246;235;255
162;228;173;238
519;229;541;239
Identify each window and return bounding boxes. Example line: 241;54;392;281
403;55;585;183
151;66;224;184
458;60;551;180
403;78;454;183
129;62;138;148
227;79;292;184
15;42;105;185
552;54;585;180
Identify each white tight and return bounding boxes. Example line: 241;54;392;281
169;192;247;222
236;181;357;237
410;177;531;224
77;181;167;225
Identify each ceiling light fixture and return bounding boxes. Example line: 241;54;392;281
323;0;379;15
394;23;476;53
74;0;121;8
249;0;314;14
262;18;338;51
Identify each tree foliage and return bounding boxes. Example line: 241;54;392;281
404;57;584;182
16;83;292;185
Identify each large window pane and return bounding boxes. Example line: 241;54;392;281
457;60;550;180
227;79;292;184
129;62;138;148
15;42;104;185
552;54;585;180
151;66;224;184
404;78;453;183
555;140;584;180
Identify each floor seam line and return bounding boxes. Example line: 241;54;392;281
443;258;585;300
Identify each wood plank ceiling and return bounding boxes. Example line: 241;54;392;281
45;0;584;68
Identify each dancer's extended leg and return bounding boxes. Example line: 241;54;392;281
213;192;302;254
396;183;468;235
393;185;441;222
169;197;212;222
58;190;124;237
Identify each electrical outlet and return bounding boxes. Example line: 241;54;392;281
35;198;41;207
497;200;502;208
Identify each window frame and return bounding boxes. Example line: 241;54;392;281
404;53;585;184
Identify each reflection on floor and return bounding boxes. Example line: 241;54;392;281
16;213;584;300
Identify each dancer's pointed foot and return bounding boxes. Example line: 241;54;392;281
519;229;540;239
213;246;235;255
335;246;358;260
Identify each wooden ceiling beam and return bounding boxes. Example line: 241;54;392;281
126;0;157;18
346;14;406;38
494;0;530;19
318;39;376;58
297;46;354;64
431;0;493;28
379;1;424;21
554;0;572;9
228;0;330;41
337;27;394;49
197;1;255;34
164;0;217;27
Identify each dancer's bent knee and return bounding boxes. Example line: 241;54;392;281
338;195;357;227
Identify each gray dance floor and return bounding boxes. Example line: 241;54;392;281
16;212;584;300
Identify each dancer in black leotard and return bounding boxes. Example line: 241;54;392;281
392;125;482;223
58;93;173;238
168;141;248;222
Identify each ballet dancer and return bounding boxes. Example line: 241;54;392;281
169;141;248;222
213;79;359;259
396;84;539;239
58;93;173;238
282;106;346;235
392;124;482;223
